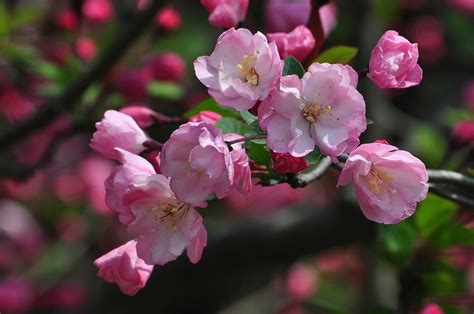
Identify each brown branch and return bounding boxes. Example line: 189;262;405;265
0;0;164;152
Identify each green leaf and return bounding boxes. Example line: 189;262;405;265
33;61;66;82
282;56;305;78
316;46;359;65
415;194;456;239
215;117;247;135
304;148;322;165
148;81;184;100
409;125;447;168
422;262;466;295
240;110;257;125
378;221;417;266
183;98;240;119
432;224;474;249
246;141;271;166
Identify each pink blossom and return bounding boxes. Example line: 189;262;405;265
120;106;159;129
79;156;114;215
188;110;222;125
265;0;311;33
115;68;151;102
55;9;79;30
267;26;316;62
147;53;185;82
105;148;156;224
155;6;181;31
407;16;445;64
419;303;444;314
75;37;97;61
0;277;34;313
368;30;423;89
94;240;153;296
259;63;366;159
90;110;149;160
319;3;338;38
160;122;235;206
194;28;283;111
448;0;474;13
201;0;249;29
224;133;252;195
82;0;114;23
286;264;317;300
337;143;429;224
272;151;309;174
0;88;35;122
452;120;474;145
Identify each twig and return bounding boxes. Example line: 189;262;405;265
288;156;332;188
225;135;267;146
428;183;474;208
0;0;164;151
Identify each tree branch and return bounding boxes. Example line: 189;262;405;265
0;0;164;151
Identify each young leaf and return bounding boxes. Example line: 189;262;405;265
282;56;305;78
148;81;184;100
415;194;456;239
304;148;322;165
246;141;271;166
240;110;257;125
316;46;359;65
184;98;240;119
378;221;417;266
215;117;247;135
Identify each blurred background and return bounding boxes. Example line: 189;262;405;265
0;0;473;313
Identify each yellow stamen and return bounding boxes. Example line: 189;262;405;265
363;168;392;194
302;103;332;122
237;54;259;86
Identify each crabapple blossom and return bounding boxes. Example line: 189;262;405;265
155;6;181;32
82;0;114;23
265;0;311;33
201;0;249;29
319;3;338;38
75;37;97;61
160;122;235;207
194;28;283;111
337;142;429;224
147;53;185;82
259;63;366;159
368;30;423;89
452;120;474;145
94;240;153;296
419;303;444;314
105;148;155;224
271;151;309;174
90;110;149;160
120;106;160;129
266;26;315;62
285;264;318;300
188;110;222;125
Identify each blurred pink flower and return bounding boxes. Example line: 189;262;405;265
407;16;445;64
194;28;283;111
419;303;445;314
94;240;154;296
55;9;79;30
266;26;316;61
201;0;249;29
82;0;114;23
90;110;149;160
337;142;428;224
120;105;160;129
259;63;366;159
0;88;35;122
319;3;338;38
3;172;45;201
0;277;34;314
286;264;318;300
147;53;185;82
448;0;474;13
54;170;86;202
265;0;311;33
368;30;423;89
155;6;181;31
452;120;474;145
115;68;151;102
271;151;309;174
188;110;222;125
75;37;97;61
160;122;235;207
79;156;114;215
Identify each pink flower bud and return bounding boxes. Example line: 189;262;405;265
115;69;151;102
271;151;309;174
452;120;474;145
267;26;316;62
419;303;444;314
265;0;311;33
286;264;317;300
75;36;97;61
319;3;338;38
338;143;429;224
147;53;185;82
55;9;79;30
0;88;35;122
83;0;114;23
90;110;149;160
201;0;249;29
448;0;474;13
94;240;154;296
368;30;423;89
194;28;283;111
120;106;159;129
0;277;34;313
188;110;222;125
407;16;445;64
160;122;236;207
155;6;181;32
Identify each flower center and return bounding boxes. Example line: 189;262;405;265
363;168;396;194
237;54;259;86
184;162;206;177
158;198;191;230
302;103;332;123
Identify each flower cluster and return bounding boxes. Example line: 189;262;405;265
92;23;427;295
